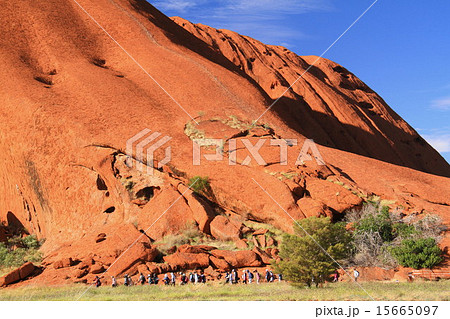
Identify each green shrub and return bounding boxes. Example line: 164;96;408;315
389;238;443;269
392;222;418;239
188;176;210;195
274;217;352;287
354;207;394;242
0;235;42;270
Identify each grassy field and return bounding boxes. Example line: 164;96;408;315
0;281;449;301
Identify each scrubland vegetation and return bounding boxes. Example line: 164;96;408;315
274;202;445;287
0;235;42;276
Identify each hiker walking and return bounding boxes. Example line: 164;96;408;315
153;273;159;285
93;276;101;288
194;272;199;284
269;271;274;282
316;274;323;288
189;272;195;284
278;273;283;282
233;269;239;284
241;270;248;284
180;272;187;285
138;273;146;285
163;273;170;285
254;270;261;284
265;269;270;282
226;271;232;284
111;276;117;287
124;274;130;286
170;272;176;286
225;272;230;283
148;274;153;285
248;270;254;284
200;271;206;284
333;270;340;282
353;269;360;282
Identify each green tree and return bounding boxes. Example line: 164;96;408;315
389;238;443;269
274;217;352;287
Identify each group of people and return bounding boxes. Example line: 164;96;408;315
94;269;359;288
105;271;209;287
225;269;282;285
93;269;283;288
161;272;208;285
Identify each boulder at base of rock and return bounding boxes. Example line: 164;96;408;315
306;178;363;213
209;256;231;271
108;242;159;276
53;257;75;269
72;268;89;279
164;252;210;270
177;244;216;254
252;247;272;264
235;239;248;249
0;262;35;287
266;236;276;247
270;248;280;258
393;267;415;282
210;250;262;268
178;184;216;233
146;262;160;274
257;234;266;248
297;197;333;218
90;263;105;274
210;215;242;241
157;263;173;274
252;228;269;236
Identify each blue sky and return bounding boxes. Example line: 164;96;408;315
150;0;450;163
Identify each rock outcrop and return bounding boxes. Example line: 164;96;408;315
0;0;448;286
0;262;36;287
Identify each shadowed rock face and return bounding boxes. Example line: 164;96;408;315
0;0;448;285
172;17;450;177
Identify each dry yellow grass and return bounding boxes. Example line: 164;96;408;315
0;280;448;301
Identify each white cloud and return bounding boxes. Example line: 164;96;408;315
152;0;199;12
431;97;450;110
151;0;331;46
422;133;450;153
222;0;331;15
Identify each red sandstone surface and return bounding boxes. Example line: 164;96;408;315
0;0;449;286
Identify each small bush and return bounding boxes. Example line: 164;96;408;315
414;215;446;240
188;176;210;195
0;235;42;270
389;238;443;269
184;121;206;140
353;205;394;242
351;231;396;267
392;222;418;239
181;222;202;239
157;223;202;254
156;222;237;254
